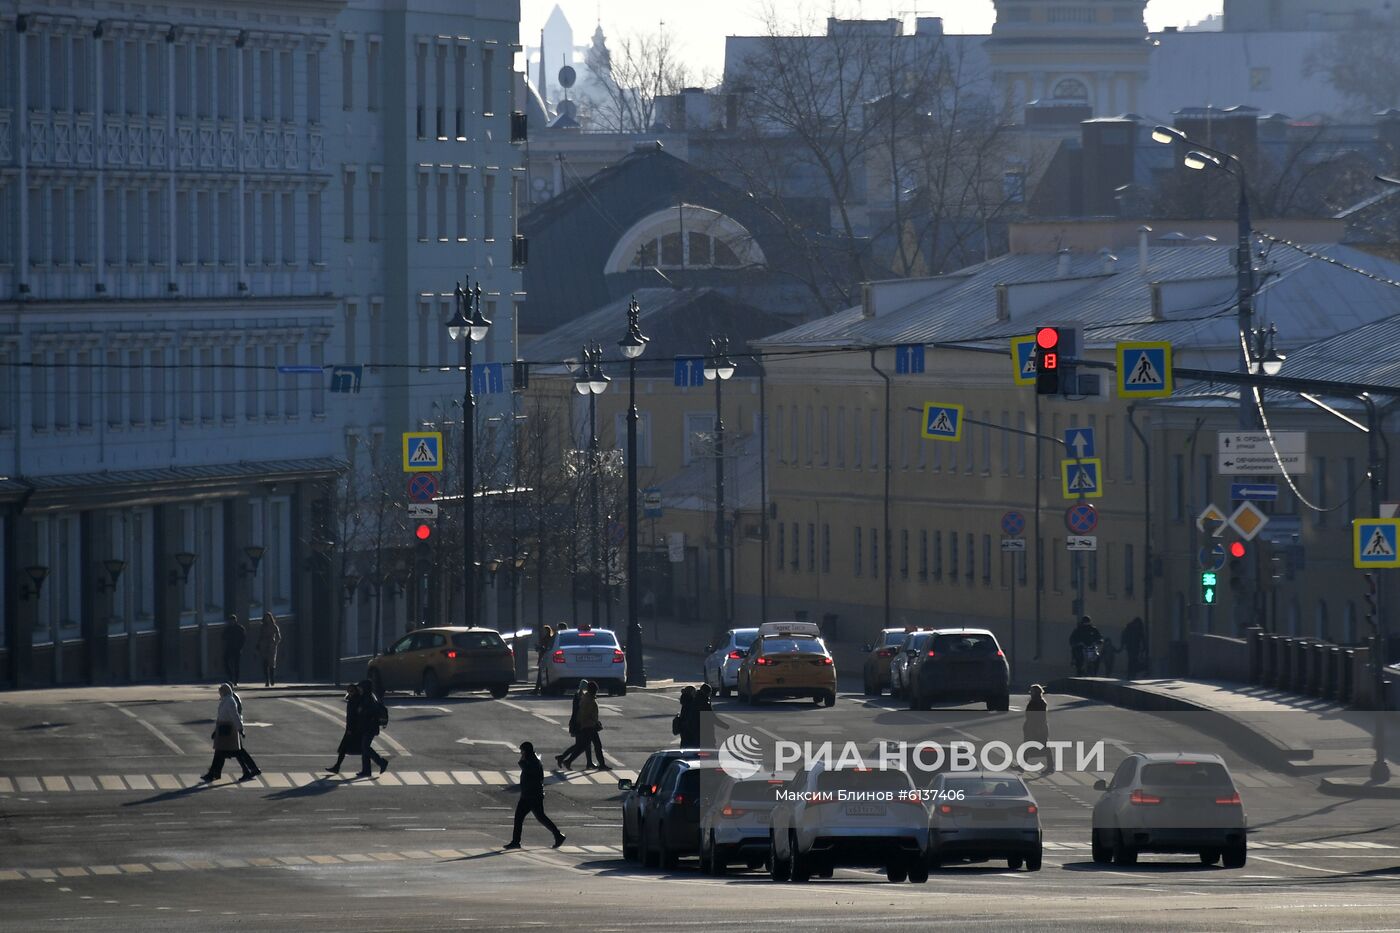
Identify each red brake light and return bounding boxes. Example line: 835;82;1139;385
576;632;595;638
727;650;744;660
877;649;894;658
938;804;954;815
613;649;625;663
926;650;937;658
721;805;748;818
1174;760;1199;766
996;649;1005;658
445;649;458;659
820;656;833;665
674;794;685;805
755;656;775;666
650;785;658;795
1214;792;1241;806
552;650;566;664
1131;789;1162;805
1026;804;1038;815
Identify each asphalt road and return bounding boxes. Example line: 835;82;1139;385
2;651;1398;932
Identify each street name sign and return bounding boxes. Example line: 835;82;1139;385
1218;432;1306;455
1218;452;1306;475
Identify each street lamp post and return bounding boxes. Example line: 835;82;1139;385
446;278;492;627
619;297;649;686
704;336;736;639
575;343;609;628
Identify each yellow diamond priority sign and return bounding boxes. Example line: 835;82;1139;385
1227;501;1269;542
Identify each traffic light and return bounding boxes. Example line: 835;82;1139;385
1228;541;1245;590
415;523;432;541
1229;541;1246;559
1201;571;1218;605
1035;326;1061;395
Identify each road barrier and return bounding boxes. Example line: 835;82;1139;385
1244;630;1392;708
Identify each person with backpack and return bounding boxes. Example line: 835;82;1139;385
354;678;389;777
326;682;362;773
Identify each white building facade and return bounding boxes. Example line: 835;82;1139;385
0;0;525;687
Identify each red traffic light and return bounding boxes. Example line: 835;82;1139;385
415;524;432;541
1229;541;1246;559
1036;326;1060;350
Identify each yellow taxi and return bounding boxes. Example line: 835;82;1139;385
736;621;837;707
367;626;514;699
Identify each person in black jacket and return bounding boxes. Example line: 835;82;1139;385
222;615;246;685
326;682;362;773
504;741;565;850
354;679;389;777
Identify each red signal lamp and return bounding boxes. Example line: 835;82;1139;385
1229;541;1246;558
1036;326;1060;350
415;524;432;541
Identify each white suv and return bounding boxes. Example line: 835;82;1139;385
539;626;628;696
768;764;930;884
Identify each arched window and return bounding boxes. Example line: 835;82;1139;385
605;204;766;273
1053;78;1089;101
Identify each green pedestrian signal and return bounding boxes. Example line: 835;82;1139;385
1201;571;1218;605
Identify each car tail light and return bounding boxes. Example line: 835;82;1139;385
727;650;744;660
1215;792;1241;806
674;794;686;805
650;785;659;795
1026;804;1038;815
820;656;833;665
552;650;566;664
1173;760;1199;766
1130;790;1162;806
926;650;937;658
877;649;894;658
938;804;956;815
613;649;625;663
444;649;458;659
996;649;1005;658
756;657;776;666
721;806;748;818
576;632;595;638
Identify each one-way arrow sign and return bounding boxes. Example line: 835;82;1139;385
1064;427;1095;459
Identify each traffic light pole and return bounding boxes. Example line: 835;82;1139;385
1364;396;1391;783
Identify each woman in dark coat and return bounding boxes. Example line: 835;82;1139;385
555;680;596;769
354;679;389;777
326;682;362;773
675;685;701;748
1023;684;1054;775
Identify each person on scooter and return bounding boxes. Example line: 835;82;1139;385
1069;615;1104;676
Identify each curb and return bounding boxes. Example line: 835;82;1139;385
1318;776;1400;799
1049;676;1313;773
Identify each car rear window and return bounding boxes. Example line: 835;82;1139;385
932;633;999;656
762;638;824;655
816;769;911;794
883;631;907;647
730;779;784;804
942;777;1028;797
733;631;758;649
558;631;619;648
1140;762;1233;788
453;632;506;650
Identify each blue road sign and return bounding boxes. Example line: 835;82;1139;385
895;344;926;375
1011;336;1038;386
278;364;324;374
1231;483;1279;502
329;365;363;394
1354;519;1400;568
643;487;663;519
1116;342;1173;398
1001;510;1026;536
1198;544;1226;571
1060;458;1103;499
472;362;504;395
407;473;439;502
921;402;963;441
1064;427;1096;459
674;356;704;387
1066;503;1098;534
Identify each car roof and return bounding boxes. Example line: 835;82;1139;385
758;621;822;638
413;627;502;634
1133;752;1228;765
938;770;1028;781
558;627;617;636
928;627;996;637
730;627;760;635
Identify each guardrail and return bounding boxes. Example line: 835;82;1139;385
1246;629;1389;708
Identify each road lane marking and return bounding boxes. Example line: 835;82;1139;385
425;771;453;785
124;774;153;790
494;698;562;725
17;777;42;792
97;776;125;790
106;702;186;756
41;776;69;792
1250;854;1350;875
295;697;413;758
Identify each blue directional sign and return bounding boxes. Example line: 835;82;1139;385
895;344;926;375
1231;483;1279;502
472;362;504;395
329;365;363;394
1064;427;1096;459
1010;335;1037;387
674;356;705;387
1116;341;1173;398
1061;458;1103;499
1354;519;1400;569
921;402;963;441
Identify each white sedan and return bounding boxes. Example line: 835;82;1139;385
540;626;628;696
702;628;759;697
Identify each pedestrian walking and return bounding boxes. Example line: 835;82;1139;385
222;615;246;685
354;678;389;777
534;624;555;694
201;683;261;782
675;685;701;748
558;681;605;769
1022;684;1053;775
555;680;596;769
503;742;565;850
582;681;607;770
256;611;282;687
1122;617;1146;678
326;682;362;773
695;683;718;747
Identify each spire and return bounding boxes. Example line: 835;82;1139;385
537;27;548;109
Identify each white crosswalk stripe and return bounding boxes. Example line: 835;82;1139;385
0;768;639;793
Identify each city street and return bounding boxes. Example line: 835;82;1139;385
2;651;1398;932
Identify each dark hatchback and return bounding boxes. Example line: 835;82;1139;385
909;628;1010;711
618;748;716;862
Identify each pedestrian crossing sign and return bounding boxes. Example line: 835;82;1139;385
1116;341;1173;398
921;402;964;441
1061;458;1103;499
1011;335;1038;386
1353;518;1400;568
402;431;443;472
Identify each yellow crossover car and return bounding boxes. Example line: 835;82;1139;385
737;622;836;707
367;626;514;699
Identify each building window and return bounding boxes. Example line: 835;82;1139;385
790;523;799;571
1124;543;1135;596
807;524;816;573
435;44;446;138
279;49;294;121
342;37;355;110
900;529;909;580
281;191;295;263
983;535;992;585
948;530;958;582
776;519;785;571
966;533;975;583
871;528;879;579
454;44;466;137
308;191;322;264
456;170;469;240
820;407;830;466
854;526;863;577
415;43;426;137
821;524;830;573
367;39;380;111
416;171;429;241
483;174;496;240
437;170;449;241
481;47;495;115
853;407;863;467
933;530;943;580
804;406;813;465
345;168;358;242
774;404;784;464
918;530;928;581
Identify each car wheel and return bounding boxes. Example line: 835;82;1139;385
1222;844;1247;869
788;832;810;882
489;683;509;699
707;833;726;876
811;695;822;705
886;862;908;883
1026;849;1042;871
1199;849;1221;866
616;682;628;697
369;671;384;699
1112;831;1138;866
907;862;929;884
422;669;445;699
1091;829;1112;865
768;834;790;882
1007;855;1024;870
718;680;731;698
745;855;765;871
823;691;836;708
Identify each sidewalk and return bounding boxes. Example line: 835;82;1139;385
1053;675;1400;798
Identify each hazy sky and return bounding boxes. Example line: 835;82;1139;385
521;1;1226;79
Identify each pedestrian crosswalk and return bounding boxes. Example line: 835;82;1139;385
2;838;1392;884
0;768;639;794
1031;769;1295;790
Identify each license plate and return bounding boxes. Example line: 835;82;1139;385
845;804;886;817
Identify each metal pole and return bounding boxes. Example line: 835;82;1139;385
758;359;769;622
1365;395;1391;783
589;377;600;629
714;344;728;639
870;351;892;631
1034;390;1043;660
1128;404;1153;674
626;351;644;685
464;297;476;628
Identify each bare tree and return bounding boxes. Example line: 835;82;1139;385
1305;24;1400;113
581;24;693;133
